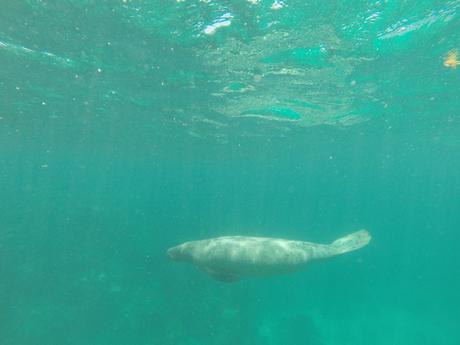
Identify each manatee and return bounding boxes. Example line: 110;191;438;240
167;229;371;282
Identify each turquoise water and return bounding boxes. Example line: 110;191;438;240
1;1;460;344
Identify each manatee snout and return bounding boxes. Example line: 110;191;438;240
167;247;179;260
167;245;190;261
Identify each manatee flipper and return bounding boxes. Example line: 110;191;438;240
203;267;240;283
330;229;371;255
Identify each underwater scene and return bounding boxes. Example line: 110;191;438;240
1;1;460;344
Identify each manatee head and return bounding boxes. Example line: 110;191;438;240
167;243;194;262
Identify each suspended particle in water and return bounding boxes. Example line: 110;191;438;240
271;0;285;10
444;49;459;69
203;13;233;35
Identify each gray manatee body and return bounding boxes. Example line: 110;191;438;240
167;229;371;282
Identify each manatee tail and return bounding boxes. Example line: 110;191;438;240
330;229;371;255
